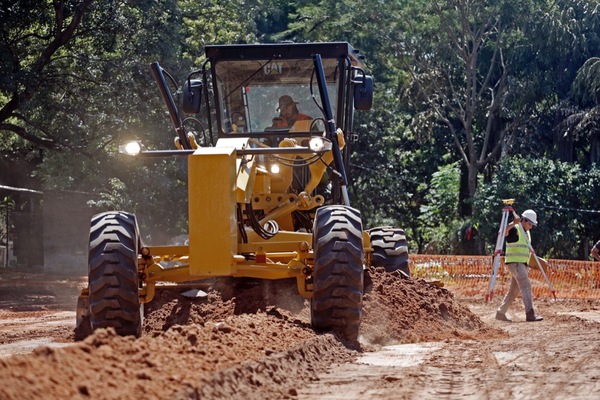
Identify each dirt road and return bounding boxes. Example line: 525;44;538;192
0;269;599;399
298;298;600;399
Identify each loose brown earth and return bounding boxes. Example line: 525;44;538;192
0;268;599;399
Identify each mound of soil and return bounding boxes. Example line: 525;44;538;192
0;269;503;399
360;268;505;346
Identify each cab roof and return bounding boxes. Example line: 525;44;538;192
204;42;365;66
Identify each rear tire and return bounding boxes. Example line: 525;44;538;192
311;205;364;341
368;226;410;277
88;211;143;337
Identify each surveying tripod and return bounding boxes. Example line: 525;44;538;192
485;199;556;302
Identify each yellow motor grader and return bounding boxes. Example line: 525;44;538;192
76;42;409;341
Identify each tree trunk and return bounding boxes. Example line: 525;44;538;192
458;159;479;218
458;161;470;217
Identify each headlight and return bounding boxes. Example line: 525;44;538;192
270;163;280;174
118;141;143;156
309;136;332;152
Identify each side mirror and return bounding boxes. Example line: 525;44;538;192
182;79;203;114
353;75;373;111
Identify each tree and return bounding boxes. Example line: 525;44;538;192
280;0;448;249
556;57;600;164
418;162;463;254
1;0;94;149
397;0;543;217
506;0;600;166
4;0;599;256
350;90;426;247
282;0;600;257
0;0;192;243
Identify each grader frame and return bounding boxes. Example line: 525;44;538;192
76;42;409;341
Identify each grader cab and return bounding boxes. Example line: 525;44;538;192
76;42;409;341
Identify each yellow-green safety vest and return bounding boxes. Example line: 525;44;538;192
505;226;530;264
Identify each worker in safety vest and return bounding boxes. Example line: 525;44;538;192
495;209;544;322
271;95;311;128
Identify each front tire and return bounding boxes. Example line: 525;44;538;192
88;211;143;337
311;206;364;341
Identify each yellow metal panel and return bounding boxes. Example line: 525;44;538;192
188;147;237;276
215;137;256;204
235;155;256;203
254;169;271;194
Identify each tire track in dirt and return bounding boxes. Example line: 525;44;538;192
297;301;600;400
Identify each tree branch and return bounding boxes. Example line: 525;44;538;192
0;122;57;149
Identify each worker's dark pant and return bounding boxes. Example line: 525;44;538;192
497;262;534;314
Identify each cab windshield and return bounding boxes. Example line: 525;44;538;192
213;58;339;135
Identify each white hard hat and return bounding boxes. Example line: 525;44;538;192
522;209;537;226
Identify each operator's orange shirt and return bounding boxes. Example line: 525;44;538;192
272;113;311;128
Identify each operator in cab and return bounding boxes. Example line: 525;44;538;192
271;95;311;128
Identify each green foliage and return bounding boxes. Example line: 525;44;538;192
512;0;600;104
180;0;259;63
555;57;600;165
3;0;600;258
392;0;539;214
417;162;475;254
505;1;600;166
87;178;134;211
85;159;189;244
1;0;192;244
420;162;460;228
420;218;468;255
572;58;600;108
350;88;440;253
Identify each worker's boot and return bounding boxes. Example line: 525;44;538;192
495;311;511;322
526;309;543;322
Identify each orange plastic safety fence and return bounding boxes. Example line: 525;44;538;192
410;254;600;300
